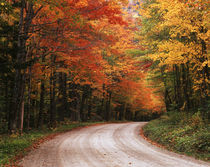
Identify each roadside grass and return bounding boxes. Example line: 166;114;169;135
143;112;210;161
0;122;104;166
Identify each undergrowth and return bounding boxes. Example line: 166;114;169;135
143;111;210;161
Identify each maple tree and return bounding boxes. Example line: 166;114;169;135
135;0;209;114
0;0;165;133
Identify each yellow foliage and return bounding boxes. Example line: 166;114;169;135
137;0;209;94
75;0;88;8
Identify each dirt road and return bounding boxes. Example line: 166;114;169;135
19;122;210;167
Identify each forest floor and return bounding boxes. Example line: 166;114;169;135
17;122;209;167
0;122;105;166
142;112;210;162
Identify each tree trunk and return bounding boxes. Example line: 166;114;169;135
122;102;127;121
76;94;81;122
58;72;68;121
38;54;46;128
9;0;26;132
80;89;86;121
31;99;36;128
87;88;92;120
26;66;32;130
49;55;56;128
62;73;68;119
161;67;171;112
9;0;41;132
174;65;182;110
20;100;24;135
5;79;9;131
105;91;112;121
38;80;45;128
50;74;56;128
100;84;105;119
200;38;209;114
181;64;190;112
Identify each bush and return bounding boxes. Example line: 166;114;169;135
190;111;204;128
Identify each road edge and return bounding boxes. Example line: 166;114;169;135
140;123;210;166
4;122;108;167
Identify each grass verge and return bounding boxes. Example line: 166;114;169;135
0;122;104;166
142;112;210;161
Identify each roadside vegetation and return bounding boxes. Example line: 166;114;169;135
143;112;210;161
140;0;209;162
0;0;209;165
0;122;103;166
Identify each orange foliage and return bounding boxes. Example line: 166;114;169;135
28;0;164;114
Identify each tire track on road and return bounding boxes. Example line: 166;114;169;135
19;122;210;167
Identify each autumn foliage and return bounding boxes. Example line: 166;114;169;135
0;0;167;133
135;0;209;114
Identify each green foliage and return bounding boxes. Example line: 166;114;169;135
0;132;44;165
143;112;210;161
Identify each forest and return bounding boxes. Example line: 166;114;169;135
0;0;209;134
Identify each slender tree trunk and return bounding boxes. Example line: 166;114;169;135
38;80;45;128
49;55;56;128
181;64;190;112
26;65;31;130
87;88;92;120
31;99;36;128
100;83;105;119
58;72;68;121
20;100;24;135
122;102;127;121
115;110;119;121
5;79;11;132
50;74;56;128
9;0;39;132
38;55;46;128
160;67;171;112
62;73;68;119
80;89;86;121
9;0;25;132
200;38;209;114
69;83;79;121
68;82;74;119
4;79;8;124
76;94;81;122
174;65;182;110
105;91;112;121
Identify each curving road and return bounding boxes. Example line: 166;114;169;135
20;122;210;167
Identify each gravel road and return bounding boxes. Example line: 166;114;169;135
19;122;210;167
